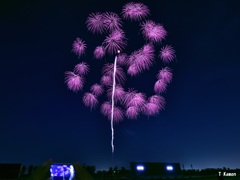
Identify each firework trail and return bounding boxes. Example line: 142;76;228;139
111;55;117;153
65;2;176;153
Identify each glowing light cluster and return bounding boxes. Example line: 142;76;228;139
50;164;75;179
136;165;145;171
166;165;174;171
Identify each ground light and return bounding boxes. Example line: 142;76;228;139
136;165;145;171
166;165;174;171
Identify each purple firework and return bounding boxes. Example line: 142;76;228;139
94;46;105;59
83;92;98;109
126;106;139;119
154;79;167;94
127;64;138;76
160;45;175;63
103;30;127;55
103;12;122;31
127;44;155;75
102;63;126;84
149;95;165;109
143;95;165;116
65;2;177;153
74;62;89;76
124;92;146;109
101;102;124;123
90;83;104;96
123;89;137;105
108;106;124;123
122;2;150;20
72;38;86;57
157;67;173;83
141;20;167;43
136;44;155;71
117;53;128;66
86;13;106;34
101;101;112;116
100;75;112;86
143;102;161;116
107;85;125;102
65;71;84;92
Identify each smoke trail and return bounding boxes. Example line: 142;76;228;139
111;56;117;153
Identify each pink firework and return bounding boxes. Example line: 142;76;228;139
94;46;105;59
100;75;112;86
82;92;98;109
142;44;155;55
65;71;84;92
123;89;137;105
123;89;146;112
102;63;126;84
125;92;146;108
157;67;173;83
143;102;161;116
101;101;112;116
90;83;104;96
108;106;124;123
126;106;139;119
127;64;138;76
86;13;106;34
65;2;177;153
107;85;125;102
122;2;150;20
74;62;89;76
72;38;86;57
135;44;155;71
143;95;165;116
160;45;175;63
103;30;127;55
103;12;122;31
117;53;128;66
127;44;155;75
141;20;167;43
101;102;124;123
149;95;165;109
154;79;167;94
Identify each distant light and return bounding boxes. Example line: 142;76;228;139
166;165;173;171
136;165;144;171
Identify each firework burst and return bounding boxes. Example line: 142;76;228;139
65;2;177;153
74;62;89;76
160;45;176;63
90;83;104;96
122;2;150;20
72;38;86;57
157;67;173;83
103;30;127;55
94;46;105;59
82;92;98;109
86;13;107;34
141;20;167;43
103;12;122;31
65;71;84;92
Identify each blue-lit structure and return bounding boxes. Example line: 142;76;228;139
130;162;181;178
50;164;75;180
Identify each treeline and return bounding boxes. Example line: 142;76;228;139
20;165;131;179
20;165;240;179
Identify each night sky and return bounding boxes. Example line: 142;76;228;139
1;0;240;170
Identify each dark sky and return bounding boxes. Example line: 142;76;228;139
1;0;240;170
